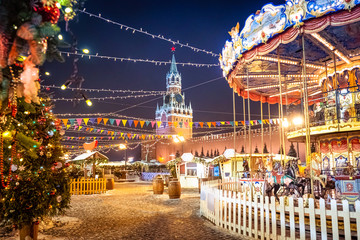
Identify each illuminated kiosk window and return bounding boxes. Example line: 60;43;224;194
186;162;197;176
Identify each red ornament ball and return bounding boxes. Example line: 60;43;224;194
34;5;60;24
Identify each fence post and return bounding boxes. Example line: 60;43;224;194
342;200;351;240
280;197;286;238
319;198;327;240
289;197;295;240
331;199;339;239
298;198;305;240
356;201;360;239
270;196;277;239
215;188;220;226
308;198;316;240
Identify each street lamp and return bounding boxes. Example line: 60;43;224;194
173;135;185;155
119;144;127;165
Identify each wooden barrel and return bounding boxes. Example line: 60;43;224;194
165;176;173;187
106;178;114;190
168;178;181;199
153;176;164;194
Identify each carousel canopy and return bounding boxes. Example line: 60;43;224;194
220;0;360;105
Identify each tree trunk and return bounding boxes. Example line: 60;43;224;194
19;222;39;240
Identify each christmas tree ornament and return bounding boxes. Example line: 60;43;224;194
55;162;62;168
56;195;62;202
10;164;17;172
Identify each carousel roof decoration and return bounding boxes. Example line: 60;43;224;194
220;0;360;105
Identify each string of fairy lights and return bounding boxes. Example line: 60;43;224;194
43;85;165;94
59;51;220;67
52;92;163;102
79;9;219;57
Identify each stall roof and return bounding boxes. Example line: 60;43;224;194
71;151;109;162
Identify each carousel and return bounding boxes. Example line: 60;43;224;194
220;0;360;204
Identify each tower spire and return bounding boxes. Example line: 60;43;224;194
170;54;178;74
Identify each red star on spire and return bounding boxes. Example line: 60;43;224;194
171;46;176;52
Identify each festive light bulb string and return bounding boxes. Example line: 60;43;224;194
43;85;165;94
79;9;219;57
60;51;219;67
52;92;163;102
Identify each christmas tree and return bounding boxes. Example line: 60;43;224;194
287;142;297;158
0;96;71;232
263;143;269;154
0;0;83;238
240;145;245;154
254;146;259;154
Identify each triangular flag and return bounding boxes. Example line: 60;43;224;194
115;119;121;126
79;126;83;130
69;119;75;125
134;120;139;127
235;121;238;126
174;122;178;128
103;118;109;125
195;122;199;128
100;130;104;133
89;118;96;124
83;118;89;125
66;125;71;130
90;128;94;132
179;122;183;128
241;121;245;126
212;122;216;127
258;120;262;124
216;122;221;127
168;122;173;126
184;122;189;128
151;121;156;128
140;121;145;128
128;120;133;127
122;120;127;126
157;121;162;128
229;121;234;126
145;121;150;127
207;122;211;128
199;122;204;128
62;119;68;126
97;118;102;124
189;122;193;128
220;121;225;125
109;119;115;125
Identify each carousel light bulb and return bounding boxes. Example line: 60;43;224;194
292;116;303;125
58;34;63;40
45;72;50;76
55;2;61;8
61;84;67;90
82;49;90;54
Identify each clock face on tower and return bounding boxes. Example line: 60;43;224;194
175;94;183;103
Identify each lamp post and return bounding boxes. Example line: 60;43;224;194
119;144;127;166
173;135;185;154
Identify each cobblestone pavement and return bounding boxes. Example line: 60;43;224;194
40;182;239;240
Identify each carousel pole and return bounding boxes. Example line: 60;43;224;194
301;34;313;197
333;51;340;130
243;93;247;153
261;96;264;162
232;88;237;179
246;66;253;199
268;103;272;158
277;48;284;167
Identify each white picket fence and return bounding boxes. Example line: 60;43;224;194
200;179;360;240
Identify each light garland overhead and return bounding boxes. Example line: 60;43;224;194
79;9;219;57
43;85;165;94
255;56;325;70
60;51;219;67
310;33;351;64
52;92;163;102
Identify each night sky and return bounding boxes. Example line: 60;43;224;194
42;0;285;160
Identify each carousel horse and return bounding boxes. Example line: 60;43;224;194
242;159;250;178
265;160;302;201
